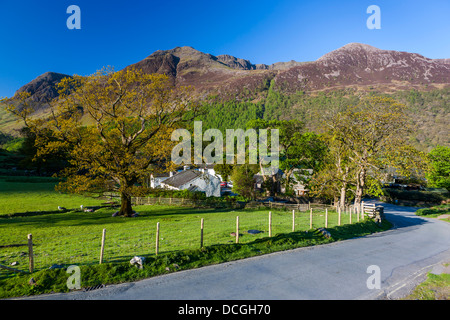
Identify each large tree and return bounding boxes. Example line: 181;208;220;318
309;133;357;208
230;164;259;199
324;96;425;206
6;68;199;216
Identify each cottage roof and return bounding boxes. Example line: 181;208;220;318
162;170;203;188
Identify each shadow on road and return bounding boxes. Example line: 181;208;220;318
369;200;430;230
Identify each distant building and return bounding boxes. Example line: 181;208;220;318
254;167;313;196
289;169;313;196
149;172;172;189
196;163;223;181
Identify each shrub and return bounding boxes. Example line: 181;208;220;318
416;204;450;216
383;188;449;203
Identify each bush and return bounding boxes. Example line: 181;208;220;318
146;188;207;200
383;188;449;204
416;204;450;216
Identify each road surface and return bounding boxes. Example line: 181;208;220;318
20;200;450;300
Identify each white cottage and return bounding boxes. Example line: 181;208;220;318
160;169;221;197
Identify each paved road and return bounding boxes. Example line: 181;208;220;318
23;200;450;300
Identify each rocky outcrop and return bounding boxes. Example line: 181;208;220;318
127;51;180;77
216;54;256;70
434;58;450;65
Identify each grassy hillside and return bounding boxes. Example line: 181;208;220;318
0;102;19;135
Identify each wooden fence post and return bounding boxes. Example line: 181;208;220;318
349;207;352;224
236;216;239;244
156;222;160;255
99;228;106;264
27;234;34;273
269;211;272;237
325;208;328;228
310;208;313;229
292;210;295;232
200;218;204;248
361;201;365;220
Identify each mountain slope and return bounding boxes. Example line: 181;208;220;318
273;43;450;93
125;46;276;97
14;72;73;103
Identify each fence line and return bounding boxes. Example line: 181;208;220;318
131;196;339;211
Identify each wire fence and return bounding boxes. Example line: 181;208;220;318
131;196;331;211
0;199;372;279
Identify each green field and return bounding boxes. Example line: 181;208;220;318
0;203;352;275
0;175;394;298
0;176;359;278
0;176;105;216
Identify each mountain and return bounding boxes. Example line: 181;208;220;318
10;43;450;102
122;43;450;100
272;43;450;93
14;72;73;103
215;55;306;70
123;46;276;98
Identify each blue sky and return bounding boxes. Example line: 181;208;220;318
1;0;449;98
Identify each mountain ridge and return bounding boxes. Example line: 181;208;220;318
10;43;450;102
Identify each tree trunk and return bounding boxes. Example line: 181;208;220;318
339;182;347;209
272;174;279;196
119;192;134;217
284;169;293;195
339;167;350;209
332;196;338;208
354;167;366;206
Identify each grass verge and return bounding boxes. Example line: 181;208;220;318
402;269;450;300
415;203;450;221
0;218;392;299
